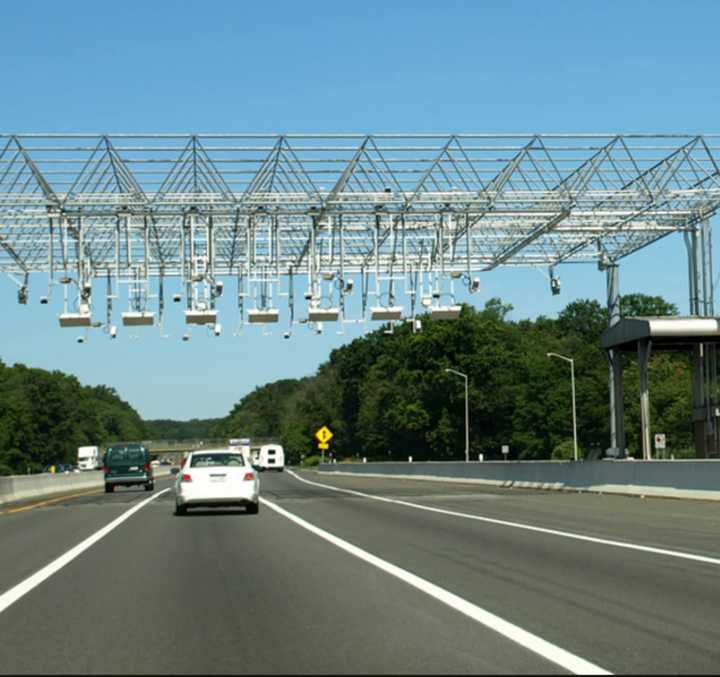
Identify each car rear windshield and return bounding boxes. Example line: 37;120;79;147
190;454;245;468
107;448;146;463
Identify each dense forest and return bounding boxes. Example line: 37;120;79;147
144;418;221;441
0;362;146;475
214;294;694;465
0;293;696;475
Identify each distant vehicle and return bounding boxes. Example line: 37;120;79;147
77;446;101;471
45;464;72;474
103;443;154;493
254;444;285;472
150;459;160;468
229;438;252;464
173;449;259;516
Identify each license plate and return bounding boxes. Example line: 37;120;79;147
129;466;139;471
210;475;226;483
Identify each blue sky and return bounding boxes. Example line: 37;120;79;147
1;0;719;420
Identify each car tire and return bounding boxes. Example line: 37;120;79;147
145;482;154;491
175;503;187;516
246;501;259;515
105;484;114;493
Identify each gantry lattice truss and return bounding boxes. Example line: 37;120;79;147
1;134;719;294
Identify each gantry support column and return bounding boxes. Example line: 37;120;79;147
638;339;653;460
686;221;717;458
606;263;626;456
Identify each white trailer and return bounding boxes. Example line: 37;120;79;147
228;438;252;465
77;445;101;471
255;444;285;471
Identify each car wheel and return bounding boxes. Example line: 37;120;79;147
145;482;154;491
175;503;187;516
246;501;259;515
105;484;114;493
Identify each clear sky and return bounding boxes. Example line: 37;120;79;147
1;0;718;420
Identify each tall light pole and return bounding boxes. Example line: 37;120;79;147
547;352;578;462
445;368;469;462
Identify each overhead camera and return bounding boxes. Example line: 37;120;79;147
81;282;92;301
283;331;291;339
182;333;191;342
213;323;222;337
40;296;49;305
110;325;117;339
214;281;224;297
432;291;441;299
550;276;561;296
304;291;313;301
470;277;480;293
173;293;182;303
345;278;354;294
315;322;323;335
77;336;85;344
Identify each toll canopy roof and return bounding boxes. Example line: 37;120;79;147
600;316;720;352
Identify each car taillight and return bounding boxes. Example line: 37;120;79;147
243;472;255;481
181;473;192;482
143;463;150;472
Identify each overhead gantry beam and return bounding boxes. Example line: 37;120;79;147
0;134;718;279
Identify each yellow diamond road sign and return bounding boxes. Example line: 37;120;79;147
315;426;333;444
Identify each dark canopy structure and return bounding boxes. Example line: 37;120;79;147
602;317;720;460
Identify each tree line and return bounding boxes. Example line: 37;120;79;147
0;293;695;475
0;361;146;475
214;293;694;464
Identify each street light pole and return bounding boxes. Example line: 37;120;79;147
445;368;469;462
546;352;578;462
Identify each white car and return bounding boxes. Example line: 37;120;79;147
174;449;260;516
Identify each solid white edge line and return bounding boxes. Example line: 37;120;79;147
260;495;611;675
0;488;171;615
287;470;720;568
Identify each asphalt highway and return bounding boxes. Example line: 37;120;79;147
1;469;720;674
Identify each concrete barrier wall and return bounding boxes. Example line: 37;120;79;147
317;460;720;501
0;467;172;506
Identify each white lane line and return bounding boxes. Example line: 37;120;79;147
260;495;610;675
287;470;720;568
0;489;170;615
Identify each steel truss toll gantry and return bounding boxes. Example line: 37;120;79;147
1;133;720;332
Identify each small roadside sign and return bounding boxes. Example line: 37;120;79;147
654;434;666;450
315;426;334;444
318;442;329;450
501;445;510;457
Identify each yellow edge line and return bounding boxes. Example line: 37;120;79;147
1;488;103;515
